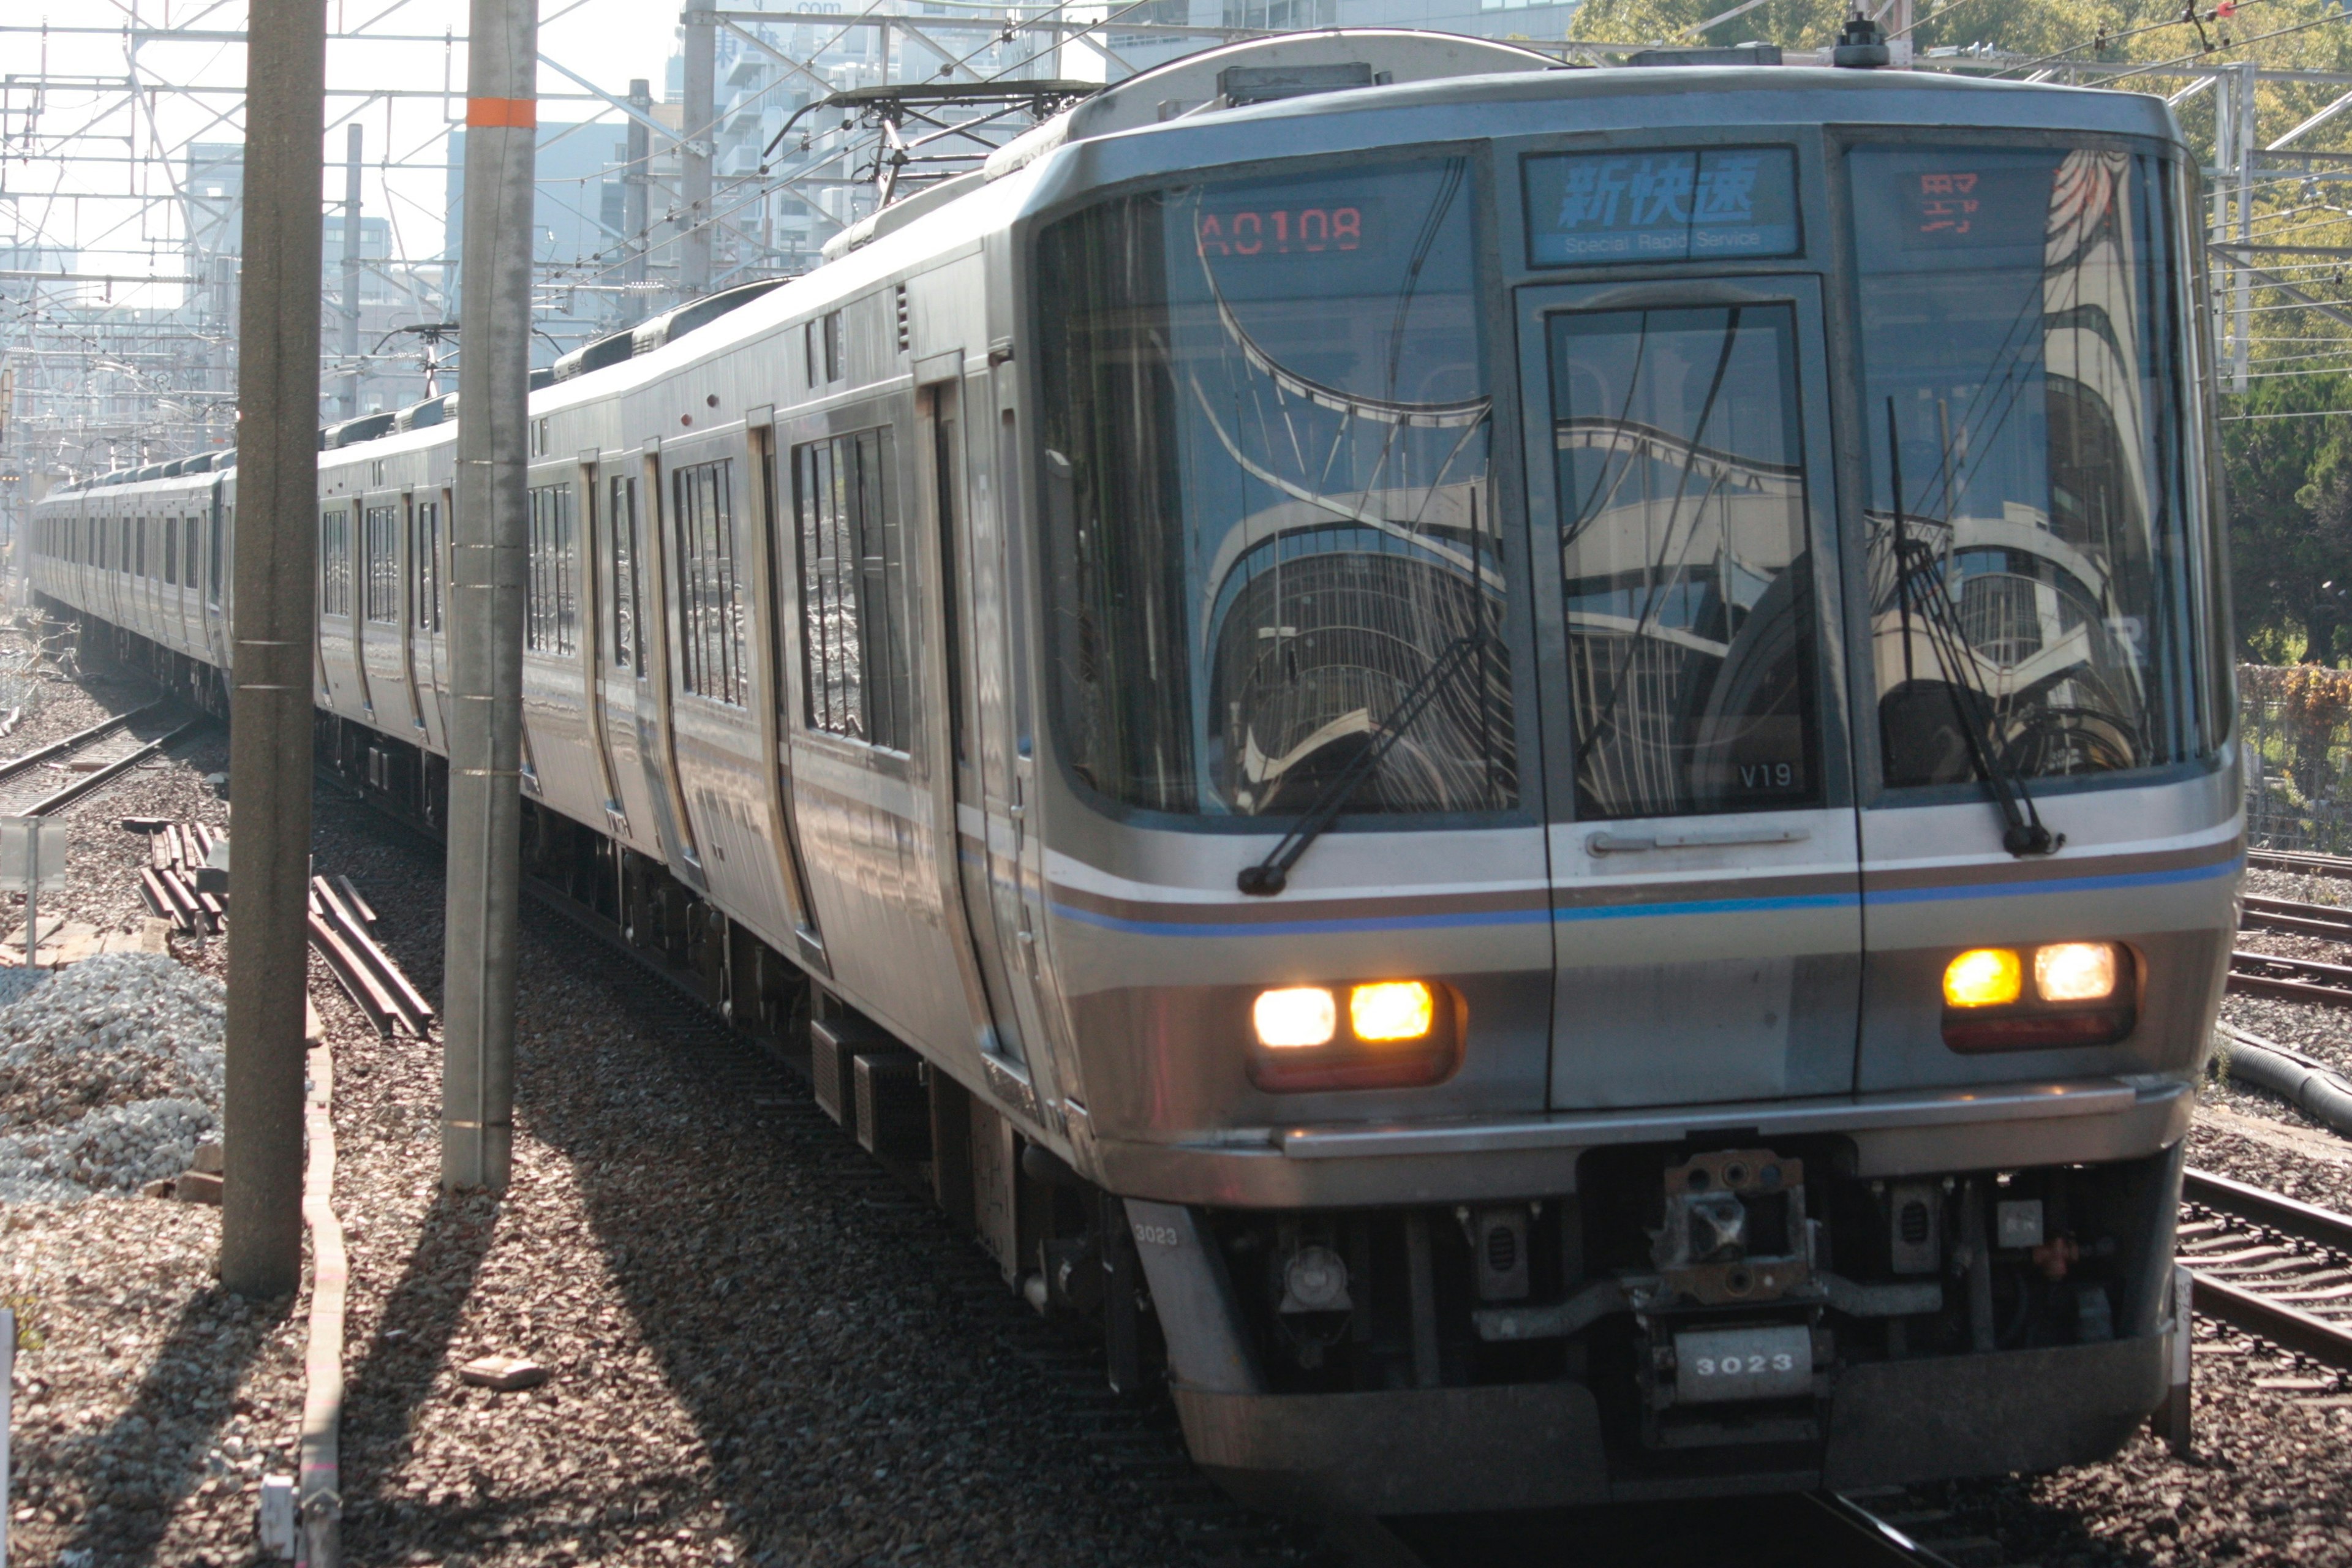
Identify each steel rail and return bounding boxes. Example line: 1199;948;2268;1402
1801;1494;1965;1567
21;717;205;817
2248;848;2352;880
2185;1167;2352;1253
2243;891;2352;928
2226;951;2352;1007
2186;1271;2352;1370
0;699;162;788
2180;1167;2352;1373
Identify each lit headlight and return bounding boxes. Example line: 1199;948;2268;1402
2034;941;2118;1002
1349;981;1434;1042
1942;941;2136;1054
1943;948;2022;1009
1253;986;1336;1048
1248;979;1460;1091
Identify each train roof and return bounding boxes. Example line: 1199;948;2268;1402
48;33;2179;495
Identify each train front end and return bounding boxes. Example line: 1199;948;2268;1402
1013;55;2237;1510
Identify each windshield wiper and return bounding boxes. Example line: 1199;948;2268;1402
1237;634;1489;897
1884;398;2061;858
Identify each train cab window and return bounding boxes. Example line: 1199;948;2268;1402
673;459;747;706
1548;305;1822;819
792;429;908;749
321;507;353;617
526;483;579;655
1035;156;1515;817
412;500;442;632
608;475;641;671
363;503;399;624
1850;146;2201;786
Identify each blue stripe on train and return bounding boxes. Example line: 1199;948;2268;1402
1044;856;2241;938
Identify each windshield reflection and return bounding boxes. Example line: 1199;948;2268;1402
1855;146;2199;787
1038;159;1517;818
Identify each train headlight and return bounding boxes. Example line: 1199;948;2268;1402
1942;941;2136;1054
1349;981;1434;1042
1943;948;2023;1008
2034;941;2117;1002
1248;979;1460;1092
1254;986;1337;1048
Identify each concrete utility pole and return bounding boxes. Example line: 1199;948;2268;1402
681;7;715;295
442;0;537;1193
341;123;364;421
221;0;325;1299
623;77;651;323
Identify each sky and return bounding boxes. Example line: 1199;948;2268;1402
0;0;687;310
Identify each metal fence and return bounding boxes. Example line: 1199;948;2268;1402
2242;665;2352;853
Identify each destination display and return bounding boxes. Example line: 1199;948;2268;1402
1196;200;1378;258
1523;146;1799;266
1893;160;2054;252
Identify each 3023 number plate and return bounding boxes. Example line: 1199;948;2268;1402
1673;1325;1812;1403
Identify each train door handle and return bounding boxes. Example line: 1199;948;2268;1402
1586;824;1812;855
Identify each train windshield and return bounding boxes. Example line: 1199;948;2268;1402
1036;159;1518;819
1852;145;2202;787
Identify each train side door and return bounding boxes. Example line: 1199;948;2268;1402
418;486;452;752
204;484;231;672
961;363;1065;1107
397;491;430;743
593;459;660;845
1523;277;1863;1109
635;439;705;888
577;453;625;836
921;369;1030;1068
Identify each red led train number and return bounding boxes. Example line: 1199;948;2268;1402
1915;170;1981;238
1197;206;1364;257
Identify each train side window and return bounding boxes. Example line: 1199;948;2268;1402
208;513;224;608
801;314;846;386
119;517;130;573
321;507;353;617
526;483;579;655
363;503;399;624
413;500;442;632
164;516;180;586
793;428;908;750
671;459;747;705
184;518;199;592
135;518;147;579
608;474;641;671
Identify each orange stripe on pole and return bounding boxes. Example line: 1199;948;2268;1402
465;97;538;128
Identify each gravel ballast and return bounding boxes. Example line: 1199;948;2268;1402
0;954;228;1202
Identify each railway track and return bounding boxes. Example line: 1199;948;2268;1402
2179;1167;2352;1374
0;700;203;818
2233;877;2352;1006
2248;848;2352;881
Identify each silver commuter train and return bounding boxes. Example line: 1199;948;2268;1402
29;32;2240;1513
